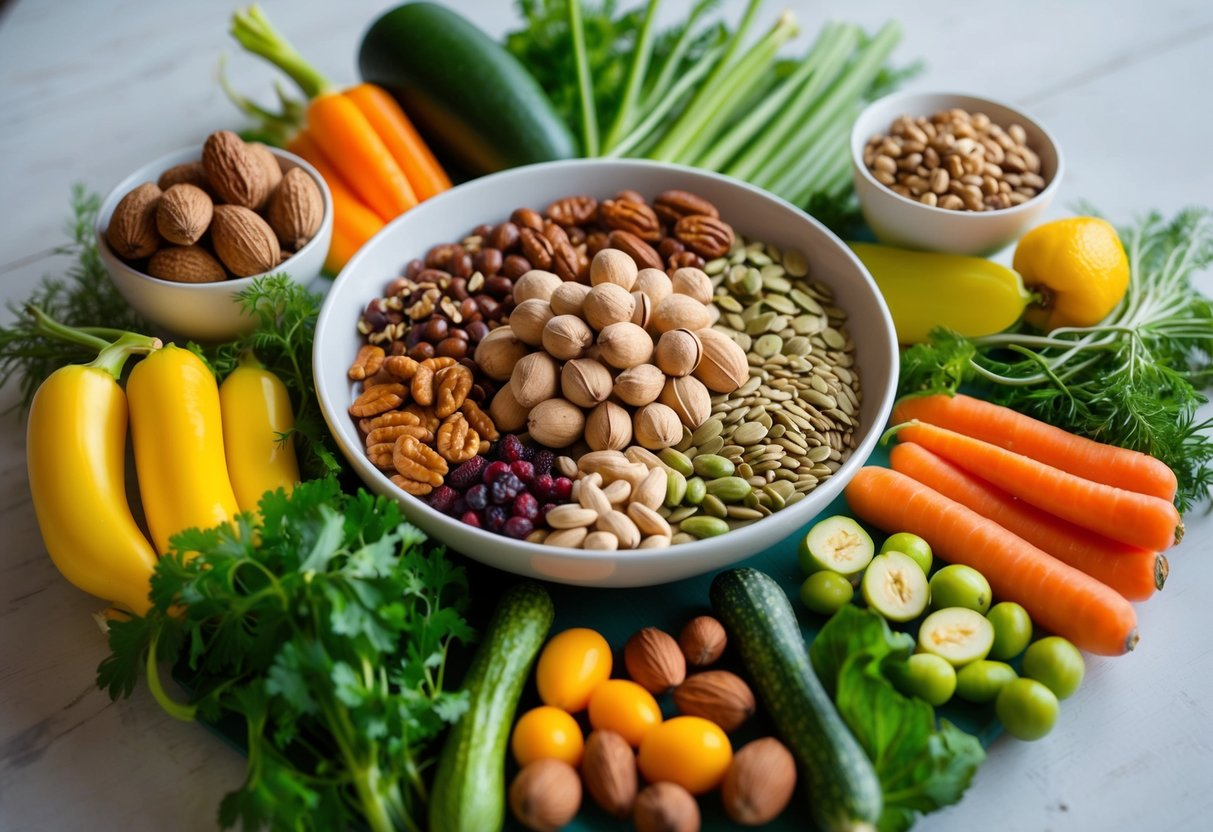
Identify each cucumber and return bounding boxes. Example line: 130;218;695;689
710;568;882;832
358;3;578;177
429;581;554;832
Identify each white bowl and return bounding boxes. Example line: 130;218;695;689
96;145;333;342
314;159;898;586
851;91;1063;256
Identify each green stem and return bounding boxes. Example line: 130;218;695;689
567;0;599;157
229;5;331;99
601;0;661;152
772;110;852;203
146;629;197;722
28;305;111;353
636;0;710;112
89;332;163;380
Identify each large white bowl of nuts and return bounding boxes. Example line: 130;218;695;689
851;91;1063;256
314;159;898;586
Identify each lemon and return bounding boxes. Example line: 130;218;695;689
1013;216;1130;330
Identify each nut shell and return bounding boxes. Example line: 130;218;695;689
634;268;673;305
202;130;267;209
659;375;711;429
597;322;654;369
584;283;636;331
653;294;711;334
155;183;212;246
106;182;162;259
561;358;613;408
633;402;683;450
586;400;633;452
721;738;797;826
510;759;581;832
513;269;564;304
527;398;586;448
613;364;665;407
590;248;639;291
670;267;713;304
543;314;594;361
147;245;226;283
210;204;280;277
489;381;530;432
582;731;638;820
654;328;703;378
157;161;212;195
267;166;323;249
510;299;555;346
672;670;755;732
550;281;592;317
473;325;530;381
248;142;283;205
511;351;560;409
634;782;700;832
693;329;750;393
625;627;687;694
680;616;727;666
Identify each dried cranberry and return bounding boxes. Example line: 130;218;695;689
541;502;558;518
460;511;481;528
504;516;534;539
427;486;458;514
484;506;508;533
490;473;524;504
510;460;535;482
533;474;555;500
499;434;534;462
466;484;489;511
451;497;467;516
448;456;489;489
552;477;574;501
513;492;539;521
533;450;555;477
484;460;511;483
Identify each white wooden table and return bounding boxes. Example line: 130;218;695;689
1;1;1210;830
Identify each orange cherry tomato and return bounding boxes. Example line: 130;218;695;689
637;716;733;795
587;679;662;747
536;628;613;712
511;705;585;767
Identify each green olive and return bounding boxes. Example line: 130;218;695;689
996;678;1059;741
880;532;932;575
799;570;854;616
1022;636;1085;699
955;660;1018;703
986;602;1033;660
928;564;992;614
892;653;956;706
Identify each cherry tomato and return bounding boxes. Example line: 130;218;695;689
929;564;992;614
512;706;585;767
955;660;1018;704
536;628;612;712
588;679;662;747
892;653;956;706
638;716;733;795
799;570;854;615
996;678;1059;741
986;602;1033;660
1022;636;1085;699
881;532;933;575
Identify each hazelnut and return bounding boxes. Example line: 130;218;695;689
659;375;711;428
512;269;564;303
510;298;555;346
634;268;672;305
597;321;654;369
511;351;560;408
543;314;594;360
510;759;581;832
633;402;683;450
488;381;530;432
590;248;638;291
613;363;665;406
654;328;703;377
653;294;711;334
634;782;699;832
583;283;636;331
527;398;586;448
550;281;592;317
586;401;633;451
561;358;613;408
473;325;530;381
669;267;713;304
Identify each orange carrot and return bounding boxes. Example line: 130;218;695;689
306;93;417;222
845;466;1138;655
896;421;1182;552
287;130;385;272
343;84;451;202
892;393;1178;502
890;442;1167;601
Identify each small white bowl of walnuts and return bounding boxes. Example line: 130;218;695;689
96;130;333;341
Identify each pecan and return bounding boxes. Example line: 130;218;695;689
607;229;664;270
546;195;598;227
616;189;646;204
362;367;395;388
548;233;580;282
600;199;662;241
653;190;720;226
674;215;735;259
392;435;448;488
461;399;500;441
349;383;408;417
668;250;706;272
391;474;434;497
586;230;610;259
436;413;480;463
520;227;555;270
658;237;685;259
366;423;433;447
410;357;458;405
489;221;521;251
358;410;421;435
510;207;545;231
403;403;441;433
384;355;420;381
367;442;396;470
434;364;473;418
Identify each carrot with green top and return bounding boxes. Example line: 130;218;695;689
890;442;1167;601
892;393;1178;502
845;466;1138;656
895;420;1182;552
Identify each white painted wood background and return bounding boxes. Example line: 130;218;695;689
1;1;1210;830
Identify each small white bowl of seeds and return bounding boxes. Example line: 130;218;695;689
850;90;1063;255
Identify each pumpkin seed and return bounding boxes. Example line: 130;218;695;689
680;516;730;538
702;494;728;518
783;248;809;277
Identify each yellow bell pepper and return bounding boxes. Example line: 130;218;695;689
26;333;161;614
219;352;300;512
1013;216;1130;330
850;242;1033;344
127;344;240;555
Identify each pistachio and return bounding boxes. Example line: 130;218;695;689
613;363;665;406
590;248;639;291
512;269;563;303
634;267;673;305
586;400;634;452
653;294;711;334
669;267;713;304
488;381;530;432
550;280;593;317
597;321;655;369
654;328;703;378
511;351;560;408
630;291;653;329
527;398;586;448
693;328;749;393
510;298;555;346
584;282;637;330
542;314;594;360
658;375;711;429
561;358;613;407
633;402;684;450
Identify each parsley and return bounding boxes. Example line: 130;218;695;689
900;209;1213;511
97;479;475;832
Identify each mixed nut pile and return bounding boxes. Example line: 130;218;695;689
347;189;862;548
104;130;323;282
863;108;1048;211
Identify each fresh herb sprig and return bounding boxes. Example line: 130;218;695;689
900;209;1213;510
98;479;475;832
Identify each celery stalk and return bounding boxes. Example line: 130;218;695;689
568;0;599;156
601;0;661;152
724;23;859;181
783;118;854;204
636;0;714;114
694;21;841;172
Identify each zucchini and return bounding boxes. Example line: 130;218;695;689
429;581;554;832
710;568;882;832
358;3;578;177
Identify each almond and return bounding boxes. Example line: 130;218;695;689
679;615;727;666
248;142;283;203
721;737;797;826
633;782;700;832
509;759;581;832
106;182;162;259
267;166;323;249
155;183;213;246
581;730;637;819
147;245;227;283
210;204;280;277
202;130;267;209
157;161;214;196
625;627;686;694
673;670;755;732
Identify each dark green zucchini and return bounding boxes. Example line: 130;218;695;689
358;2;578;176
710;568;883;832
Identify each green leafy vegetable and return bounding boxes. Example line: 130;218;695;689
900;208;1213;510
811;606;986;832
97;479;475;832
